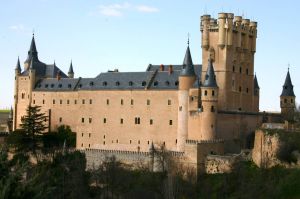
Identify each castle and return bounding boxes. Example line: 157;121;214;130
12;13;296;172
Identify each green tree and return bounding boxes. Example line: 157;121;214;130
20;105;48;153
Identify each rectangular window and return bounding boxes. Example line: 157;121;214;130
147;99;150;105
121;99;123;105
33;100;35;104
43;100;45;104
169;120;173;125
60;100;62;104
107;99;109;105
75;100;77;104
53;100;55;104
135;117;140;124
103;118;107;123
59;117;62;123
120;118;123;124
179;106;182;111
81;118;84;123
82;99;85;104
131;99;134;105
130;140;132;144
89;118;92;123
89;133;91;138
168;99;171;105
90;99;92;104
150;119;153;125
67;100;69;104
81;133;84;137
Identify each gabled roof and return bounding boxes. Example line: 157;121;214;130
202;59;218;88
281;69;295;97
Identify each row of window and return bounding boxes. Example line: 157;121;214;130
232;66;249;75
80;117;174;125
33;98;173;106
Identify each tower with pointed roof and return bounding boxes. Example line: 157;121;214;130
280;69;296;121
253;74;260;112
200;59;219;140
177;41;196;151
68;61;74;78
24;34;39;71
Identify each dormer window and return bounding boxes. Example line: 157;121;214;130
175;81;179;86
165;81;170;86
116;81;120;86
51;84;54;88
103;81;107;86
68;84;72;88
142;81;146;86
78;84;82;88
154;81;158;86
45;84;48;88
89;81;94;86
129;81;133;86
58;84;62;88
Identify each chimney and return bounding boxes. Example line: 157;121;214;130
160;64;164;71
168;65;173;74
57;70;61;81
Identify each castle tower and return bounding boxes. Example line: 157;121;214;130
280;69;296;121
177;42;196;151
253;74;260;112
200;13;258;112
13;57;21;130
68;60;74;78
24;34;39;71
200;59;218;140
28;58;36;105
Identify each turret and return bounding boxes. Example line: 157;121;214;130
13;57;21;131
280;69;296;121
200;59;218;140
28;58;36;105
218;13;227;48
227;13;234;46
24;34;39;71
68;60;74;78
15;57;21;75
253;74;260;112
201;14;210;49
177;42;196;151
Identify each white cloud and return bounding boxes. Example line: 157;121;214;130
90;2;159;17
9;24;25;31
136;5;159;13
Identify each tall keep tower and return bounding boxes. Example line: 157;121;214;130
280;69;296;121
200;13;258;112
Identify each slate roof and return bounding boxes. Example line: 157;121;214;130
21;61;68;78
281;70;295;97
254;74;259;89
180;46;196;76
202;60;218;87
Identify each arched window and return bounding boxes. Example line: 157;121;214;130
142;81;146;86
204;90;208;96
212;90;215;96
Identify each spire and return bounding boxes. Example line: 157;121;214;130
180;43;196;76
68;60;74;74
281;69;295;97
202;59;218;87
25;34;38;63
15;56;21;72
254;74;259;89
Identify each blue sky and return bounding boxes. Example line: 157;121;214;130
1;0;299;111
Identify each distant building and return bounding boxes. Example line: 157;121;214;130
12;13;296;173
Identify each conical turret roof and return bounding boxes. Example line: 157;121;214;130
281;69;295;97
180;45;196;76
25;34;38;63
15;57;21;72
254;74;259;89
68;61;74;74
202;59;218;87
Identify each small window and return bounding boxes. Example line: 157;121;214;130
88;144;90;148
239;67;242;74
142;81;146;86
60;100;62;104
147;99;150;105
232;66;235;72
103;141;105;145
129;81;133;86
131;99;134;105
211;106;215;112
103;135;106;139
43;100;45;104
103;118;107;123
106;99;109;105
89;133;91;138
168;99;171;105
89;81;94;86
239;86;242;92
67;100;70;104
291;99;294;103
148;141;150;145
154;81;158;86
130;140;132;144
116;81;120;86
165;81;170;86
51;84;54;88
204;90;208;96
138;140;140;144
246;88;249;93
53;100;55;104
58;84;62;88
121;99;123;105
81;118;85;123
78;84;82;88
81;133;84;137
89;99;92;104
68;84;72;88
212;90;215;96
176;139;177;144
45;84;49;88
179;106;182;111
169;120;173;125
33;100;35;104
246;68;249;75
21;93;25;99
150;119;153;125
81;143;83;147
89;118;92;123
284;99;287;103
59;117;62;122
120;118;123;124
135;117;140;124
82;99;85;104
74;100;77;104
103;81;107;86
116;139;119;143
175;81;179;86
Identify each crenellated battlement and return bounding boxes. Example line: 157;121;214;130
186;139;224;145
